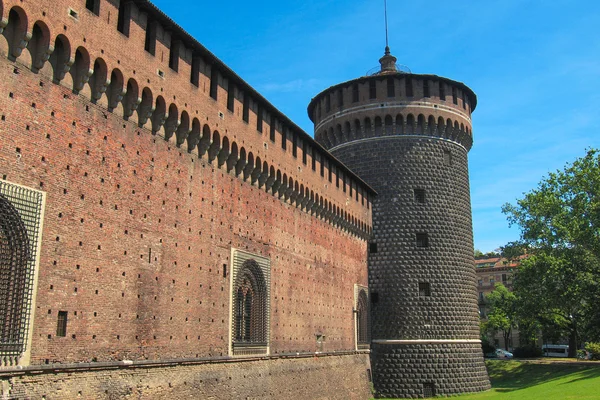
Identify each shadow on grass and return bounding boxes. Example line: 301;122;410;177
487;360;600;392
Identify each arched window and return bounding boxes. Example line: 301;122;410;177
355;287;369;349
0;181;45;366
231;252;270;356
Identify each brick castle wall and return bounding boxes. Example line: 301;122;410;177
0;0;373;398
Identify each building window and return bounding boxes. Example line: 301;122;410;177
478;279;483;286
502;273;507;283
86;0;100;15
355;287;369;349
416;233;429;248
292;133;297;157
462;91;467;109
479;292;484;301
168;40;180;72
116;0;131;37
443;150;452;166
227;80;235;112
281;128;287;150
56;311;68;337
423;80;430;98
423;382;436;398
369;81;377;99
352;83;359;102
337;89;344;107
369;242;377;254
242;93;249;123
144;20;157;55
387;77;395;97
452;87;458;104
0;180;45;365
490;278;495;286
210;67;218;100
439;81;445;100
270;117;276;142
231;249;270;356
405;77;413;97
419;282;431;297
190;56;200;87
256;104;263;133
414;188;426;204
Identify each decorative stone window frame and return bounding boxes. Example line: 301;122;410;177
354;284;370;350
0;180;46;367
228;248;271;357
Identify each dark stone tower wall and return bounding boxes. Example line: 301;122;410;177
308;66;491;398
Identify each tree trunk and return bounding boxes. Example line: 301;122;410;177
568;326;577;358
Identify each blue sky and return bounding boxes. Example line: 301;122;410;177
151;0;600;252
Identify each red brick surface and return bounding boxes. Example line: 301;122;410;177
0;0;370;366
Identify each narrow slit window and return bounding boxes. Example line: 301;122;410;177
190;57;200;87
302;142;308;165
452;87;458;104
227;80;235;112
337;89;344;107
416;233;429;248
423;80;430;98
292;133;297;157
117;0;131;37
320;155;324;177
256;104;263;132
281;128;287;150
242;94;249;123
144;20;157;55
439;82;445;100
414;188;426;204
443;150;452;166
405;77;413;97
369;81;377;99
56;311;68;337
210;67;218;100
312;150;317;171
387;77;395;97
169;40;180;72
325;95;331;112
270;117;276;142
462;91;467;109
352;83;359;102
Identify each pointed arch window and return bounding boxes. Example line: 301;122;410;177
231;250;270;356
355;286;370;349
0;181;45;366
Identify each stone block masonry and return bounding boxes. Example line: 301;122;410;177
0;353;372;399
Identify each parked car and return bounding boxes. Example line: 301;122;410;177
496;349;514;359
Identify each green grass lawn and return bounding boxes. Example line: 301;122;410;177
456;360;600;399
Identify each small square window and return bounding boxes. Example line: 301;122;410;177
419;282;431;297
443;150;452;166
423;382;436;398
414;189;426;204
56;311;68;337
369;242;378;254
416;233;429;248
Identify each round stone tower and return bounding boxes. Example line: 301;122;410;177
308;48;491;398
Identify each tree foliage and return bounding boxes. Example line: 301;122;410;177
483;284;517;350
502;149;600;355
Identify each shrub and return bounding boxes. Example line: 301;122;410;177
584;342;600;360
513;345;543;358
482;341;496;355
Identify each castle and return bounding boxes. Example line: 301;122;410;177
0;0;489;398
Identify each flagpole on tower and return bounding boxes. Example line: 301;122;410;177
384;0;390;54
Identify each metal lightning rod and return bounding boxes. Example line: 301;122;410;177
384;0;390;54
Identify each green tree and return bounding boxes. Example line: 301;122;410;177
484;284;517;351
502;149;600;356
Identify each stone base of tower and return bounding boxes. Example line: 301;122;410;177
371;342;490;398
